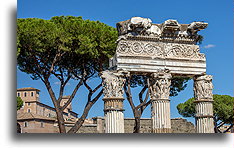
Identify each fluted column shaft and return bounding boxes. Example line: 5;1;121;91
194;75;214;133
149;72;172;133
100;70;128;133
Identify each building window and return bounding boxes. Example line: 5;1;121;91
28;102;31;106
41;122;44;128
17;93;20;97
31;92;33;96
24;92;27;97
27;109;31;113
24;122;28;127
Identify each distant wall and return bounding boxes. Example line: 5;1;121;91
20;117;195;133
75;118;195;133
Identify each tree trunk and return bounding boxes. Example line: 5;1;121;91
133;116;141;133
56;109;66;133
213;117;218;133
44;80;66;133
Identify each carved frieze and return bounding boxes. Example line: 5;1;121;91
117;40;163;57
117;40;205;60
194;75;213;100
100;70;129;98
149;71;172;100
165;43;205;60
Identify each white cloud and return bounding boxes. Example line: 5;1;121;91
204;44;216;49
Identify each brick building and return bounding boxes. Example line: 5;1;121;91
17;87;78;133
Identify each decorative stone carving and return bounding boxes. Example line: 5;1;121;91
129;17;152;34
100;70;129;98
117;40;164;57
116;40;205;60
145;25;161;36
188;22;208;35
116;17;208;44
165;43;205;60
193;75;214;133
116;17;152;36
194;75;213;100
149;71;172;100
161;19;181;34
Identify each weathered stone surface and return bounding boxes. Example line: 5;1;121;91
53;118;197;133
116;17;207;39
100;70;129;133
100;70;128;98
194;75;214;133
149;72;172;133
149;72;172;100
188;22;208;35
66;118;195;133
111;17;208;76
194;75;213;100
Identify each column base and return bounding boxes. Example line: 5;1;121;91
152;128;171;133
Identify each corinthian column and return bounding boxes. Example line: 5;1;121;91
194;75;214;133
149;71;172;133
100;70;128;133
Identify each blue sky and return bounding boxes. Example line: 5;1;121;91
17;0;233;123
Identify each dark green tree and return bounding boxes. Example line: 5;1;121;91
177;94;234;133
17;96;23;110
17;16;117;133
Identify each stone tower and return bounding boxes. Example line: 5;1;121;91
17;87;40;114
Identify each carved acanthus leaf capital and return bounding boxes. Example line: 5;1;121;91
149;71;172;100
100;70;129;98
194;75;213;100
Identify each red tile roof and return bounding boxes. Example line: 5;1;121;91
17;112;56;121
17;87;40;92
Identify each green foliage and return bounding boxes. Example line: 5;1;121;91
17;16;118;79
177;97;195;117
170;77;190;96
213;95;233;124
17;97;23;110
177;94;234;124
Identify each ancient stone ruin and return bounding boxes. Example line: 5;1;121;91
100;17;214;133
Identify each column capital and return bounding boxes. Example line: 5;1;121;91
194;74;213;100
149;71;172;100
100;70;129;98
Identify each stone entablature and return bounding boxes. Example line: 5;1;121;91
110;17;208;76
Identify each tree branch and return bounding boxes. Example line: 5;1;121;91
61;78;83;111
223;124;233;133
124;78;135;111
67;89;103;133
139;85;147;103
58;74;72;103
